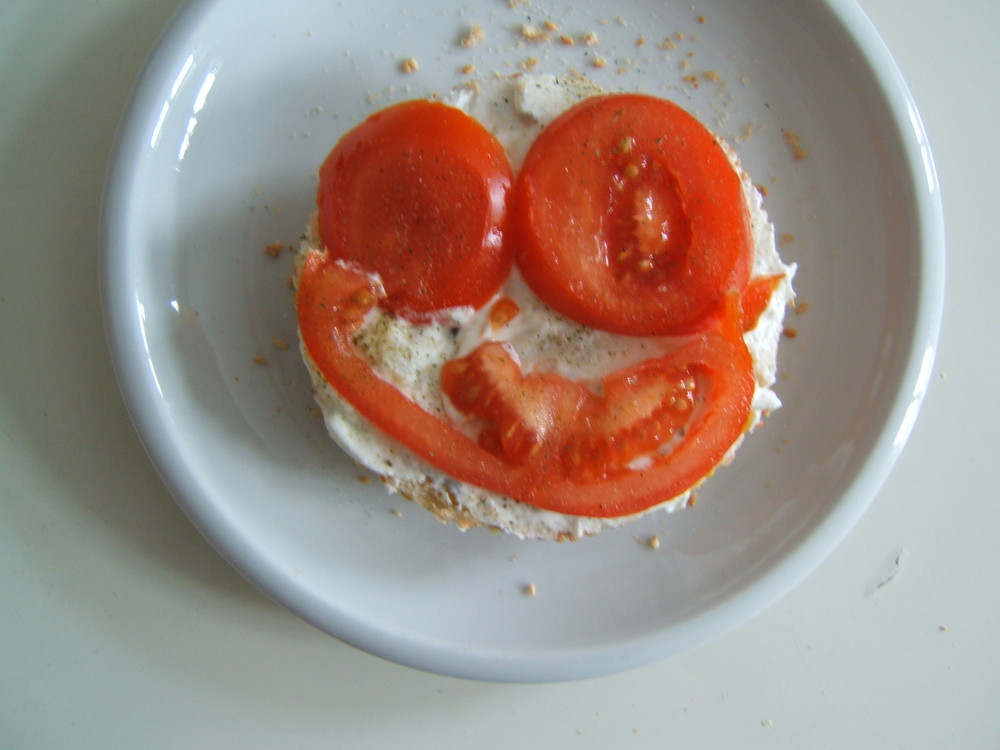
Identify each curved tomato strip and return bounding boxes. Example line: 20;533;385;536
317;100;513;321
298;252;755;518
514;94;753;336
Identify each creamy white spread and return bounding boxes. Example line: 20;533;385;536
298;74;796;540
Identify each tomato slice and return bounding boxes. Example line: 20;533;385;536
299;248;755;518
317;100;514;320
514;94;753;336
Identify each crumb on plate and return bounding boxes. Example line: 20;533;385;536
783;129;808;160
521;24;551;43
460;23;485;47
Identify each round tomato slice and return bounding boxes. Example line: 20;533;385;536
299;252;754;518
317;100;514;319
514;94;753;336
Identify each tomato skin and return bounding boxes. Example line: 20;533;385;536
317;100;514;320
514;94;753;336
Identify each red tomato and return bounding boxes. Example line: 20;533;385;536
298;253;755;517
514;94;754;336
317;100;514;320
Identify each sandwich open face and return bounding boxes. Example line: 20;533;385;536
294;75;795;540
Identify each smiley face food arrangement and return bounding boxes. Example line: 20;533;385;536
294;76;795;540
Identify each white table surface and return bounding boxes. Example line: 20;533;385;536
1;0;996;747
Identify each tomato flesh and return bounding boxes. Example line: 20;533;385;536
514;94;753;336
317;100;514;320
441;342;591;463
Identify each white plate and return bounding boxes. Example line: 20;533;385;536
101;0;943;681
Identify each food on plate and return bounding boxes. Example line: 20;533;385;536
294;75;795;540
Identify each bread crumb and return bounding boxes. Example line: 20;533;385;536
400;57;420;74
358;475;373;484
783;129;808;160
461;63;476;75
697;15;707;24
686;493;697;508
636;35;646;47
253;355;269;365
544;20;559;32
939;625;948;632
523;583;537;597
783;327;799;339
702;70;723;84
460;23;485;47
521;24;551;43
648;534;660;550
778;232;795;246
794;300;810;315
580;31;599;46
658;38;676;50
390;508;403;518
591;56;607;69
272;338;288;350
522;56;539;70
761;719;773;728
559;34;575;46
265;241;284;259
